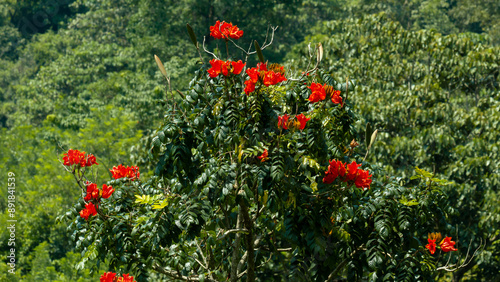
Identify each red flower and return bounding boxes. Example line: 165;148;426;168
127;166;140;180
262;71;275;86
63;149;85;166
256;62;268;71
220;60;230;76
275;72;287;84
227;24;244;39
118;274;136;282
242;63;287;95
346;161;361;181
278;114;290;130
246;67;260;83
322;173;336;184
426;238;437;254
110;164;126;179
210;21;243;40
440;237;458;252
257;149;269;162
85;154;98;166
231;60;245;75
338;162;347;178
295;114;311;130
244;67;260;95
64;150;99;167
84;182;100;201
101;184;115;199
323;159;346;184
354;169;372;189
244;80;256;95
208;59;223;78
80;202;97;220
308;83;326;103
100;272;117;282
100;272;136;282
331;89;342;105
110;165;140;180
263;71;286;86
210;21;223;39
208;59;246;78
323;159;371;188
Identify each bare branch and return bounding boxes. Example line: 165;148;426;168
217;228;249;240
203;36;219;59
436;238;484;272
227;26;278;56
288;43;316;82
260;26;278;50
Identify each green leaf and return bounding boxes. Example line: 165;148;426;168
186;24;198;48
254;40;265;63
399;195;419;206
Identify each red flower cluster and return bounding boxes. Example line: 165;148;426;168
322;160;372;190
207;59;245;78
100;272;136;282
425;233;458;254
307;83;342;105
83;181;115;201
277;113;311;131
63;149;98;167
80;202;97;220
257;149;269;162
210;21;243;40
244;63;287;95
110;164;140;180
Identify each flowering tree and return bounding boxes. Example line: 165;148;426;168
60;21;471;281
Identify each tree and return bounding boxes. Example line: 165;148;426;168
61;21;463;281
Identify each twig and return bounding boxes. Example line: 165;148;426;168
436;238;483;272
227;26;278;56
203;36;219;59
288;43;317;82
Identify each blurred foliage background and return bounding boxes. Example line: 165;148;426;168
0;0;498;280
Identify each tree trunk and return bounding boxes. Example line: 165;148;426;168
240;201;255;282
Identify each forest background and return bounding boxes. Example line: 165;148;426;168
0;0;498;281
